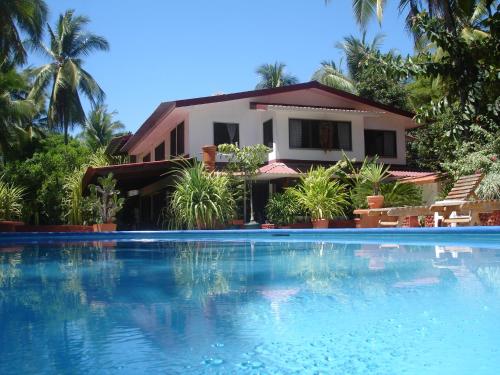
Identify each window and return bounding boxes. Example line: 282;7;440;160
289;119;352;150
170;122;185;157
142;153;151;162
214;122;239;146
154;142;165;161
130;155;137;163
364;130;397;158
263;119;273;148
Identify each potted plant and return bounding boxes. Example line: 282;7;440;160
265;190;299;228
89;173;124;232
290;165;348;229
360;160;391;209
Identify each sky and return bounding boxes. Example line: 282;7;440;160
30;0;415;133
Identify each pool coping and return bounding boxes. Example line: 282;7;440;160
1;227;500;249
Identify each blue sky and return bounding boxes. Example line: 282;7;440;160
31;0;415;132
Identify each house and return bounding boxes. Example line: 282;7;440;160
83;81;441;228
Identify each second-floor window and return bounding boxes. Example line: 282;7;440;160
214;122;239;146
142;153;151;162
364;129;397;158
170;122;185;157
263;119;273;148
155;141;165;160
289;119;352;151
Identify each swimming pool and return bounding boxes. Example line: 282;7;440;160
1;228;499;374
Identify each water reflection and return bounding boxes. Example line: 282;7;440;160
0;239;499;374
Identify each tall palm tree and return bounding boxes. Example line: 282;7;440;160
255;62;299;89
335;32;385;80
312;60;357;93
0;0;48;65
80;105;125;151
30;10;109;143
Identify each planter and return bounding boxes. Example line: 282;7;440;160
290;222;313;229
312;219;329;229
480;211;500;226
93;223;117;232
403;216;420;228
261;223;275;229
367;195;384;209
329;219;356;228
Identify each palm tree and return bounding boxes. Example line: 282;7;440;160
255;62;299;89
0;66;37;160
335;32;385;80
80;105;125;151
0;0;48;65
30;10;109;144
312;60;357;93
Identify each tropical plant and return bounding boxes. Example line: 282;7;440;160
88;173;124;224
0;178;25;221
289;165;348;221
312;60;356;93
255;62;299;89
30;10;109;143
0;0;48;65
169;162;236;229
63;148;111;225
359;159;391;195
217;143;270;223
265;190;300;226
80;105;125;151
351;180;423;209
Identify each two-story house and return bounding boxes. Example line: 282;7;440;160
83;81;440;228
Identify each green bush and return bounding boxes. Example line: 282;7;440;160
169;162;236;229
351;180;423;209
265;190;300;226
0;179;25;221
290;165;348;221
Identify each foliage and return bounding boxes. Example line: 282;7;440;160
0;0;48;65
255;62;298;89
351;180;423;209
80;105;125;151
0;179;25;221
289;164;348;221
218;143;270;222
0;134;93;224
88;173;124;224
63;148;111;225
29;9;109;143
312;60;356;93
265;190;300;226
359;159;391;195
169;162;236;229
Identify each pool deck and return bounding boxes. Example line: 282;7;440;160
1;227;500;248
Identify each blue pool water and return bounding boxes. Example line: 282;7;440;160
1;229;500;374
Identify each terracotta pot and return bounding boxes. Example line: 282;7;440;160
202;145;217;172
261;223;275;229
93;223;117;232
312;219;329;229
367;195;384;209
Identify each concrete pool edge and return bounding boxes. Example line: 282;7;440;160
1;226;500;248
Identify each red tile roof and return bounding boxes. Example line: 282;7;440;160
259;162;298;175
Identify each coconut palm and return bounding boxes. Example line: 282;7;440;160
312;60;357;93
335;32;385;80
255;62;299;89
0;0;48;65
80;105;125;151
30;10;109;143
0;66;37;159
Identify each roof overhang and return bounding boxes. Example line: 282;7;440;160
250;102;383;116
82;158;194;192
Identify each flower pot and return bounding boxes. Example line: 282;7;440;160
367;195;384;209
93;223;117;232
312;219;329;229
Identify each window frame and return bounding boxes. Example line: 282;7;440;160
364;129;398;158
288;118;352;151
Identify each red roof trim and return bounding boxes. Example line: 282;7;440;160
122;81;415;153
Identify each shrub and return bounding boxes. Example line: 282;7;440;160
265;190;300;226
0;179;25;221
169;162;236;229
351;180;423;209
290;165;348;221
88;173;124;224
